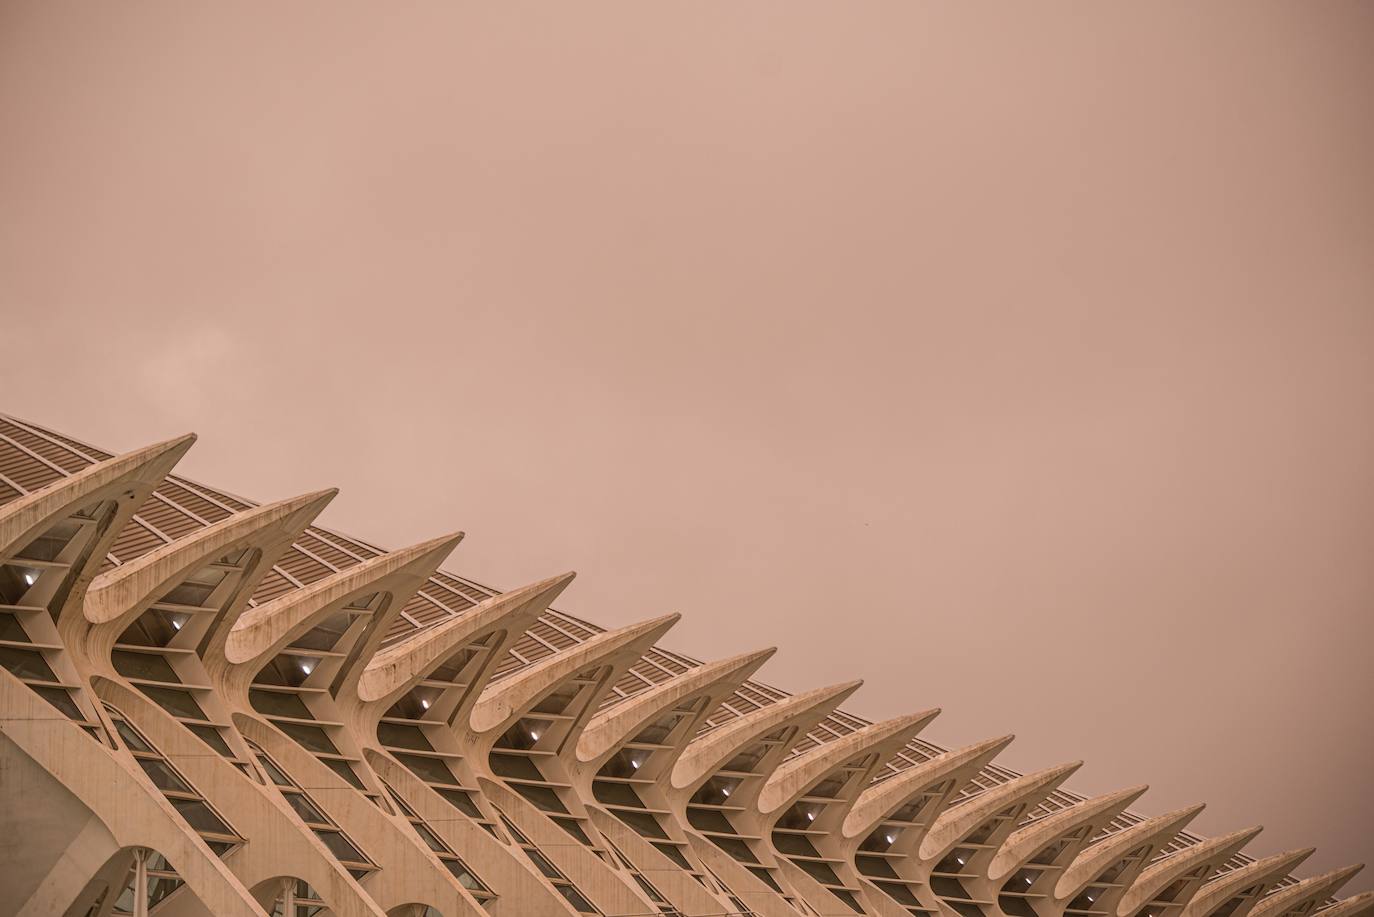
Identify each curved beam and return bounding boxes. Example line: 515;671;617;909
1247;866;1364;917
921;760;1082;862
219;532;463;672
1;434;196;628
1181;849;1316;917
83;489;335;630
990;784;1148;883
468;612;680;736
1318;893;1374;917
757;710;938;818
1117;825;1262;917
0;434;194;557
574;646;777;769
1056;804;1206;904
669;679;863;796
356;571;575;708
843;733;1014;842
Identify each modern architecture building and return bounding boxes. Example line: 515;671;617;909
0;412;1366;917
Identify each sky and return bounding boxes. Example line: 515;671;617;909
1;1;1371;894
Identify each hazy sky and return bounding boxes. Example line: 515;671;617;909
2;1;1371;893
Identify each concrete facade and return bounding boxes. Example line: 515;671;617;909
0;413;1366;917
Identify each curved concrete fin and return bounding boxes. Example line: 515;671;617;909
1248;866;1365;917
222;531;463;670
669;678;863;794
921;760;1083;862
1315;892;1374;917
356;571;576;705
1117;825;1263;917
1056;804;1206;901
990;784;1149;882
1182;849;1317;917
328;532;465;698
0;433;195;556
84;489;337;628
844;734;1015;841
757;709;939;816
469;612;681;736
575;645;777;767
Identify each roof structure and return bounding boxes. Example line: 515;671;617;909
0;411;1361;917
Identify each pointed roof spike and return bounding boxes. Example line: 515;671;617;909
357;570;577;705
670;678;864;794
843;733;1015;842
468;612;681;736
1182;849;1318;917
1056;803;1206;901
1247;865;1365;917
757;709;939;816
1315;892;1374;917
1116;824;1264;917
921;759;1083;862
0;432;197;555
990;783;1151;882
323;531;465;698
575;644;778;766
84;488;338;627
222;530;464;669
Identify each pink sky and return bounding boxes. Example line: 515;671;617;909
2;1;1371;891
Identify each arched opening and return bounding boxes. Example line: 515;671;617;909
64;846;201;917
251;877;327;917
386;905;444;917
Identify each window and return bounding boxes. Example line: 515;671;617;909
105;706;242;857
498;811;599;914
250;742;375;876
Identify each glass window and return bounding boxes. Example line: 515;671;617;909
118;609;186;648
32;685;83;720
489;752;544;781
413;823;447;853
172;798;233;837
435;787;482;818
0;614;29;642
512;783;569;814
377;722;433;750
652;841;691;869
554;884;597;914
289;612;353;652
0;645;57;682
185;724;233;756
315;829;368;865
593;779;644;808
321;758;366;790
137;757;194;794
139;685;208;720
112;650;180;683
256;754;293;787
284;792;330;826
275;722;340;755
616;810;667;840
395;753;457;785
249;689;314;720
554;817;593;845
443;858;486;891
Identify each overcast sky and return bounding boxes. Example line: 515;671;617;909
2;1;1371;892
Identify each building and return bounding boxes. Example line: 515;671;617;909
0;412;1366;917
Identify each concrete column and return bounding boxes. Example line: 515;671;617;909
131;848;149;917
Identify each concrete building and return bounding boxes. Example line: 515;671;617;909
0;413;1366;917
